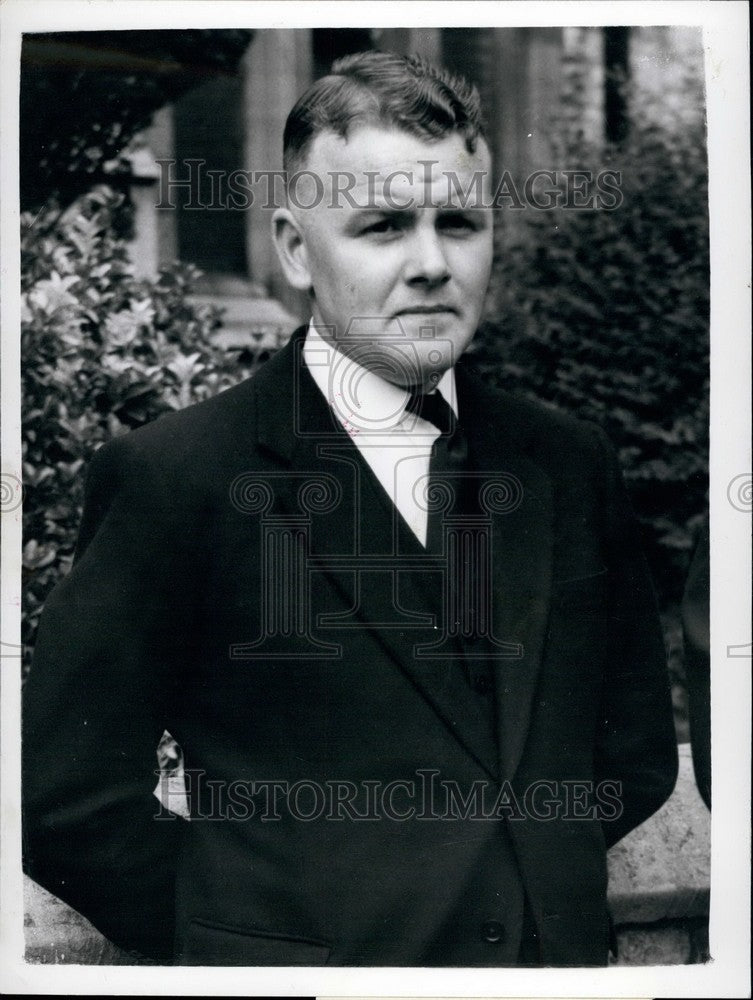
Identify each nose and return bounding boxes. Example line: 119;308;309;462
404;228;450;288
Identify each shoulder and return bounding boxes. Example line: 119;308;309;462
501;390;603;449
458;362;611;468
92;331;298;478
74;375;263;547
103;374;258;464
95;328;302;475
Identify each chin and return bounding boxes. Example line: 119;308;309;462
415;335;472;371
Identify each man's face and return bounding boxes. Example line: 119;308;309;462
274;125;494;390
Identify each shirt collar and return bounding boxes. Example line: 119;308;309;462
303;320;458;433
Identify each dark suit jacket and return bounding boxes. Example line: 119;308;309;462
23;327;678;966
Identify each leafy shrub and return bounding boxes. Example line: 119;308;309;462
21;186;279;671
472;93;709;616
21;30;253;211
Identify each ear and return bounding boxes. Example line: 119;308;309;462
272;208;313;292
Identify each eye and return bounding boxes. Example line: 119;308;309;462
363;217;399;235
438;212;478;233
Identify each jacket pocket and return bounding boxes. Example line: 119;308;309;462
178;918;332;966
540;908;610;966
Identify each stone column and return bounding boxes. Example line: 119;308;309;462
148;105;179;270
242;29;312;318
125;106;178;280
125;145;162;280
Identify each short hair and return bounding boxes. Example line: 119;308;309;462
283;50;486;175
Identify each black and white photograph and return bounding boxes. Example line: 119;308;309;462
1;1;749;996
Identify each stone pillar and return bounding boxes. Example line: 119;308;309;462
125;106;178;280
242;29;312;318
125;146;161;280
562;27;605;148
372;28;409;55
525;28;566;170
147;105;179;269
486;27;566;230
408;28;442;62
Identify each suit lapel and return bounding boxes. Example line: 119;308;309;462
254;336;553;779
255;329;439;662
255;333;500;777
457;364;554;782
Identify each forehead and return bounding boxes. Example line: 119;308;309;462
300;125;492;205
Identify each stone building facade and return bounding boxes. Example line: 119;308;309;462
126;25;705;337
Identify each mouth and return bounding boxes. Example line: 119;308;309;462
395;305;457;316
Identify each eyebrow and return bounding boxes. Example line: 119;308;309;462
349;203;484;215
351;205;413;216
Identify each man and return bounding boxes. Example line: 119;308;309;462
23;51;678;967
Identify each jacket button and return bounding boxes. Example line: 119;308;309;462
481;919;505;943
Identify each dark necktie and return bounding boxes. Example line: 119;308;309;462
405;389;469;553
405;389;457;437
405;390;497;715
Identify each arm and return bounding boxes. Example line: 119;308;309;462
23;433;198;960
592;428;679;848
682;517;710;809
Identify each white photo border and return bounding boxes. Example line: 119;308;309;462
1;2;750;996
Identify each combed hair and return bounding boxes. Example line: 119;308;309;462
283;50;486;175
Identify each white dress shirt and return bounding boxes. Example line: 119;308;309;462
302;323;458;547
